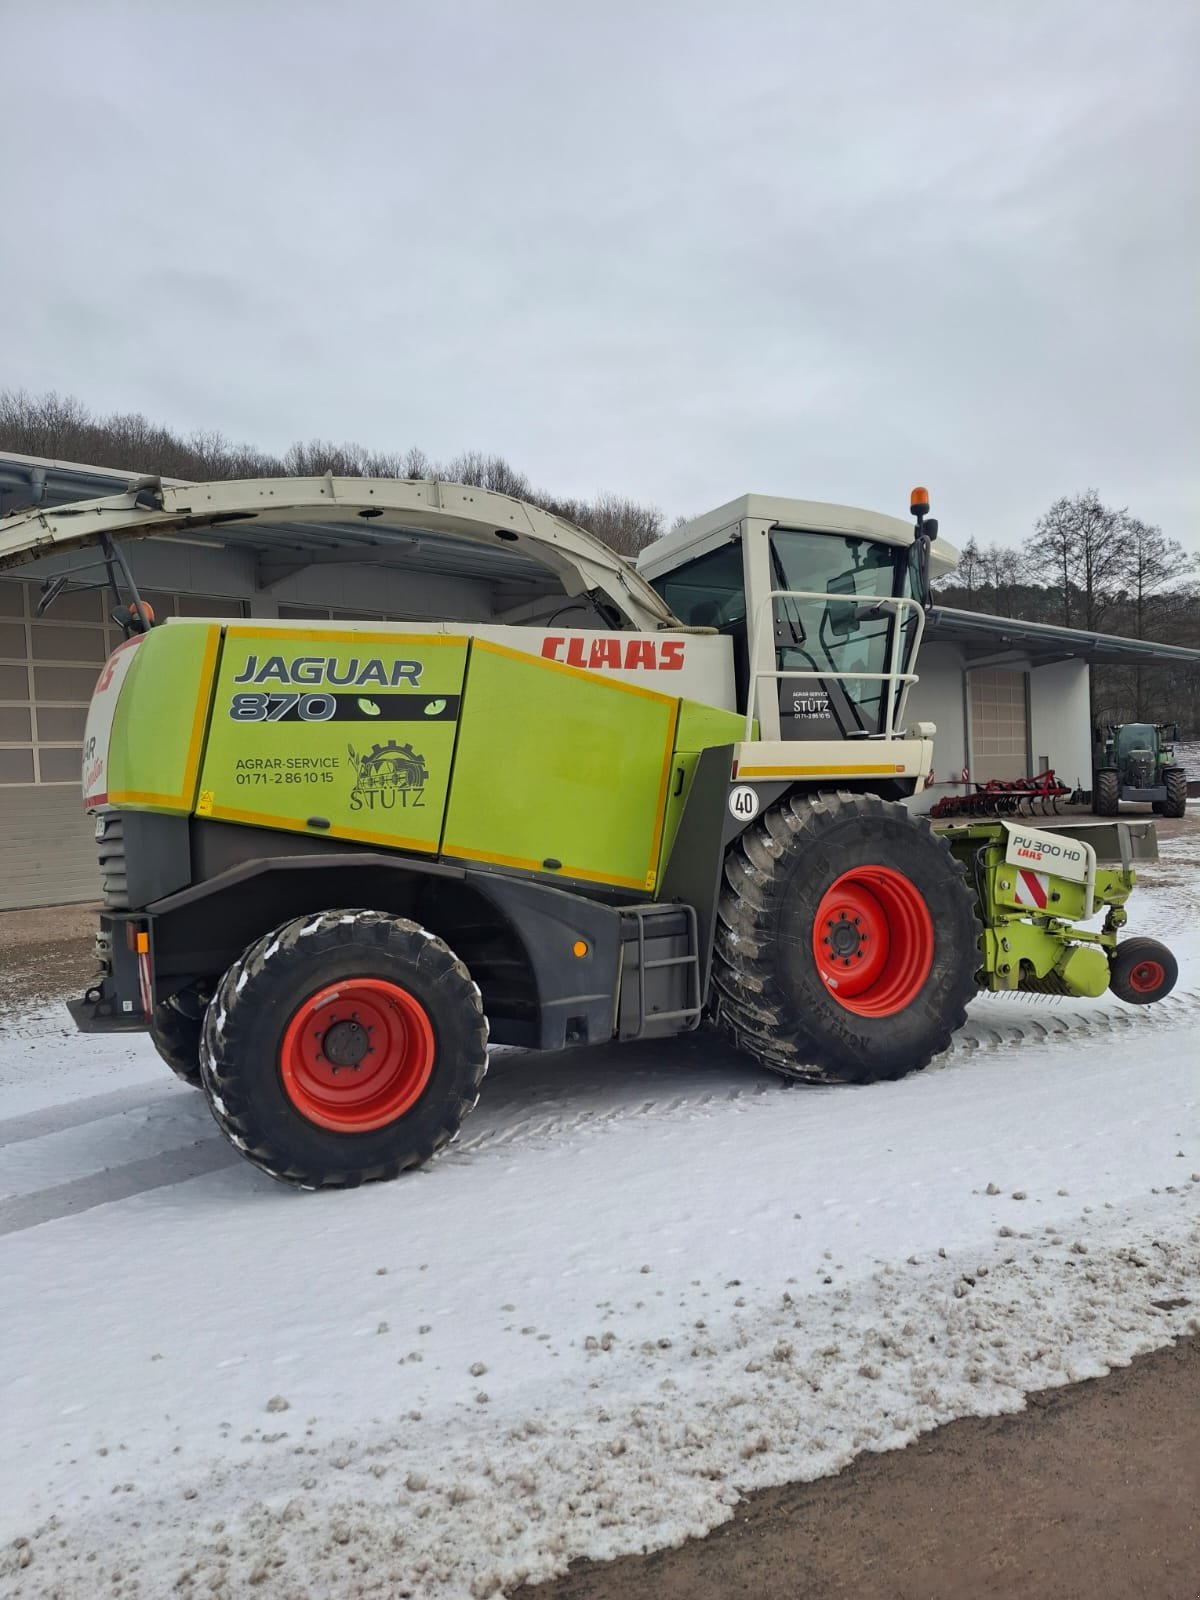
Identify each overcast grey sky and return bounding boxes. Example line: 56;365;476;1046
5;0;1197;547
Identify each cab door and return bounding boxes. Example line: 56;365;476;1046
647;538;752;715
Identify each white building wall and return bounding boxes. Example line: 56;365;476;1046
903;648;1093;813
902;642;968;814
1029;658;1093;791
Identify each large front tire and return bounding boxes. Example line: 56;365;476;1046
1162;767;1187;819
200;910;488;1188
1093;769;1121;816
712;792;981;1083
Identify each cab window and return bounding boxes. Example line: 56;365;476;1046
769;530;916;740
650;541;746;629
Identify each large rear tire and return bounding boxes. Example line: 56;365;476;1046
1162;767;1187;819
712;792;981;1083
200;910;488;1188
149;991;206;1088
1093;769;1121;816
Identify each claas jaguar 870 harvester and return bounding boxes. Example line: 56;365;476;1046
0;480;1176;1187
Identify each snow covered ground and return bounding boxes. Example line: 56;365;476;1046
2;830;1198;1599
1175;740;1200;783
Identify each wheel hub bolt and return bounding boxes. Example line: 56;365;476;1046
827;915;863;959
320;1015;374;1073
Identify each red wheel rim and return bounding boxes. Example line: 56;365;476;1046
280;979;435;1133
812;866;934;1018
1128;960;1165;995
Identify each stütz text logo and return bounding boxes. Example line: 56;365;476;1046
790;692;832;719
540;636;685;671
348;742;428;811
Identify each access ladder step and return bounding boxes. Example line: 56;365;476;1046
615;903;703;1041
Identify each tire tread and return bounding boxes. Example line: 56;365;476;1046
713;790;979;1085
200;909;488;1189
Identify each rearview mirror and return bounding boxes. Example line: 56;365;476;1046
825;574;859;638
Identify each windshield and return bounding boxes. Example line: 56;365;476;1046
1115;724;1158;761
769;530;918;740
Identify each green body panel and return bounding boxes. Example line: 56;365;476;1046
196;627;469;851
657;700;745;877
106;624;221;813
675;700;747;751
96;624;749;894
92;626;1144;1011
441;641;680;891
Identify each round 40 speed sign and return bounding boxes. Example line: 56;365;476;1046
728;785;761;822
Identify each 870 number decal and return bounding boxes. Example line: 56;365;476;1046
229;693;336;723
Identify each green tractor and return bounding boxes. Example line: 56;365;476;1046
1093;723;1187;818
0;479;1179;1188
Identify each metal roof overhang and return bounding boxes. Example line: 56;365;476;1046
0;474;682;631
0;451;153;509
924;605;1200;667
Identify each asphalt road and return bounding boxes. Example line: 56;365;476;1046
524;1335;1199;1600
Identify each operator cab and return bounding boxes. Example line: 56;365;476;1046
1098;723;1176;784
637;491;957;743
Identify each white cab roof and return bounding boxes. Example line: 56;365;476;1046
638;494;959;579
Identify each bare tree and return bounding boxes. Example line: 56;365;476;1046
0;388;667;559
1032;490;1126;632
1112;517;1198;718
284;439;373;478
400;446;433;480
954;537;983;604
936;538;1027;617
573;492;663;557
445;451;533;501
1118;517;1196;639
0;389;95;461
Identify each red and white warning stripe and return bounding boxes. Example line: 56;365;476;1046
137;949;153;1018
1012;868;1049;910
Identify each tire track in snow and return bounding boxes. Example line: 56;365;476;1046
0;1080;186;1149
453;1079;778;1154
453;988;1200;1155
954;987;1200;1055
0;1139;240;1237
2;988;1196;1225
6;988;1195;1156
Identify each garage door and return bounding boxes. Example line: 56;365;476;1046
969;666;1029;782
0;577;246;909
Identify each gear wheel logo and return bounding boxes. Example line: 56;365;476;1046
347;741;429;812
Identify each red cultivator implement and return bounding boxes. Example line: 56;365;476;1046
930;770;1085;819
